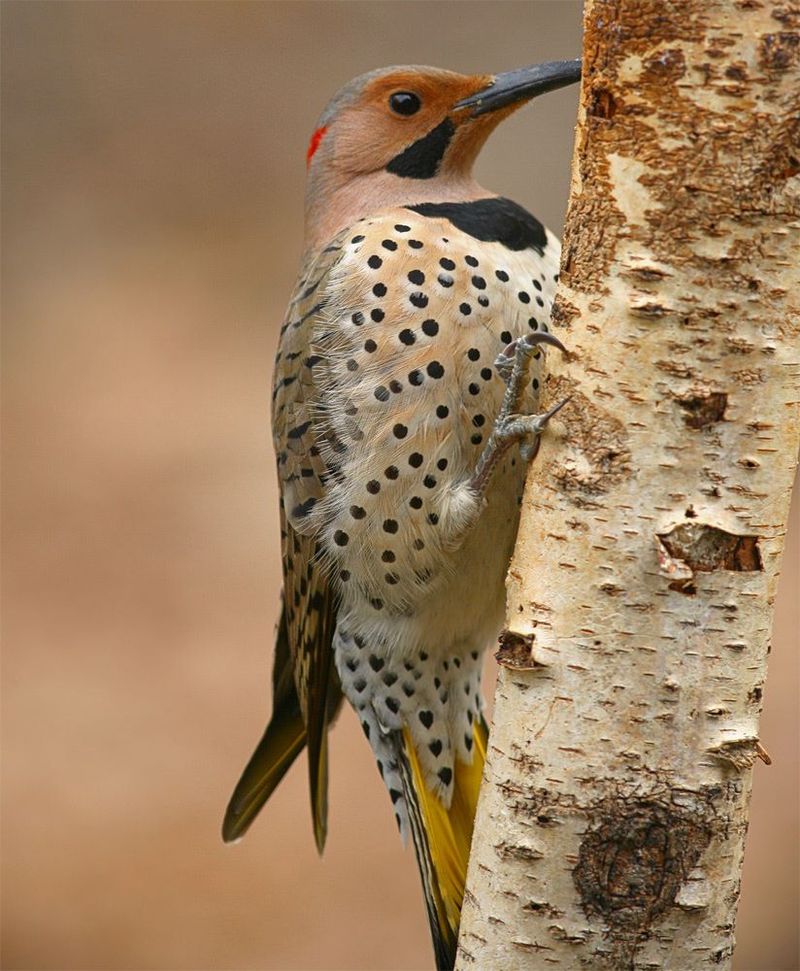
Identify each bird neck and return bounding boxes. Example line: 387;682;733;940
302;170;493;255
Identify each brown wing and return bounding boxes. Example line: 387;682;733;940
271;233;349;851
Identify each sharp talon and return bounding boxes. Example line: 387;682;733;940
524;396;570;436
495;333;569;388
502;332;567;359
522;331;568;355
542;394;572;421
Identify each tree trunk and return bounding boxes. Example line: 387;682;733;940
457;2;800;969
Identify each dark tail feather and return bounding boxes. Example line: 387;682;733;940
222;691;306;843
223;605;342;846
304;607;338;854
223;606;304;842
396;718;488;971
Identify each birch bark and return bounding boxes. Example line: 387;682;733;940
457;2;800;968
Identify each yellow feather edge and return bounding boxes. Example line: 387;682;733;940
402;722;488;936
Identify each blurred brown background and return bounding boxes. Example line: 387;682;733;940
2;3;797;970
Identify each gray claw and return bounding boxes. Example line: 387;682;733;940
495;331;568;383
502;330;567;359
518;396;572;461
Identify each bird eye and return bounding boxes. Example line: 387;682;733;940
389;91;422;116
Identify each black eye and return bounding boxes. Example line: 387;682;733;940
389;91;422;116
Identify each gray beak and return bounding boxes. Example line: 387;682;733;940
455;59;582;116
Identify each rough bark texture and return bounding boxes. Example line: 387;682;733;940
457;2;800;969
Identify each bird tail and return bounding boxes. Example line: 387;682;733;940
221;683;306;843
222;607;306;842
221;605;341;845
397;718;488;971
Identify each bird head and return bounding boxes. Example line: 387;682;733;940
302;61;581;249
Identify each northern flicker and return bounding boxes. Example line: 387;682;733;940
223;59;580;969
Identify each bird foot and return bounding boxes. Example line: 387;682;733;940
494;331;566;388
469;332;569;496
490;396;572;464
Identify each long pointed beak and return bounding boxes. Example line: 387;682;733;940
455;59;582;116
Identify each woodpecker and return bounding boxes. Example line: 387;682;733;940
223;59;580;969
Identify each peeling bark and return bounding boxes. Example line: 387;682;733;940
457;2;799;968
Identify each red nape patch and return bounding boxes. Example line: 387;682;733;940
306;126;328;166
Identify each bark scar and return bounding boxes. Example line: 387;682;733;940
574;799;712;951
496;629;542;670
707;737;767;770
656;521;762;593
676;390;728;428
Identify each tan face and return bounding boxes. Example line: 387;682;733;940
308;67;505;181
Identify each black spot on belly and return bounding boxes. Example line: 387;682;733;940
406;197;547;254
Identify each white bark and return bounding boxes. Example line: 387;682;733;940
457;1;800;968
